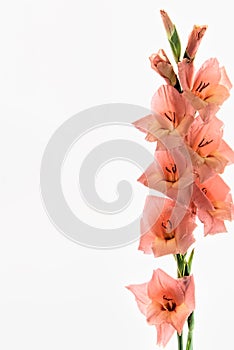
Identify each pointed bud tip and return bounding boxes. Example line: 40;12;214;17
160;9;174;37
194;25;208;39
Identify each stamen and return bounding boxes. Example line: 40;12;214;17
202;187;207;194
165;163;178;182
161;219;173;231
172;112;176;124
198;138;213;148
165;164;177;173
199;82;210;92
161;220;174;240
164;111;176;124
164;112;172;122
162;299;176;312
165;166;172;173
195;81;203;92
166;301;176;312
167;219;172;230
161;222;167;230
172;164;177;173
195;81;210;93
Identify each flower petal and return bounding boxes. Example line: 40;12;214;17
183;90;208;110
148;269;184;305
170;303;191;334
152;237;178;257
178;59;195;90
126;283;150;315
203;84;230;105
151;85;186;126
193;58;221;87
147;301;165;325
179;275;195;312
199;175;230;202
132;114;159;142
220;66;232;89
156;323;175;347
218;140;234;164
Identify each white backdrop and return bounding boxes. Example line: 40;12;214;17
1;0;234;349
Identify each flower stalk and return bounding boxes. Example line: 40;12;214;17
186;312;194;350
177;332;184;350
175;251;195;350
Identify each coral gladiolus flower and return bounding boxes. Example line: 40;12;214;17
138;148;194;206
138;147;214;212
126;269;195;347
139;196;196;257
196;175;234;235
186;115;234;181
179;58;232;116
133;85;195;147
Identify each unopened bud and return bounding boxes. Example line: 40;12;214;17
160;10;181;63
184;25;207;61
149;49;177;86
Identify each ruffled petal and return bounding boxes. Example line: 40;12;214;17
218;140;234;164
193;58;221;87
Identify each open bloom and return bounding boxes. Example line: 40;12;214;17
139;196;196;257
138;148;195;207
126;269;195;347
186;115;234;181
138;147;214;212
179;58;232;117
133;85;195;148
195;175;234;235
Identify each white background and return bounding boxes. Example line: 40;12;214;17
1;0;234;349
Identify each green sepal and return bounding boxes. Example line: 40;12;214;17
175;254;185;278
186;312;195;350
187;312;195;332
168;27;181;63
187;248;195;275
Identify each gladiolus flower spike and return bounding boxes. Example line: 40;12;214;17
127;9;234;350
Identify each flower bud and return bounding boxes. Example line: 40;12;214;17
184;25;207;61
160;10;181;63
149;49;177;86
160;9;174;38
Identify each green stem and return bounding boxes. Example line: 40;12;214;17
186;312;194;350
186;329;193;350
174;252;195;350
177;332;184;350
